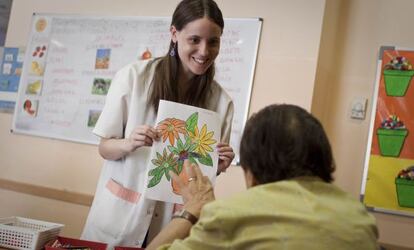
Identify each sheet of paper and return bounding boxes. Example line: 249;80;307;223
144;100;221;204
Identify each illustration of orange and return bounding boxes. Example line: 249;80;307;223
35;18;47;32
141;48;152;60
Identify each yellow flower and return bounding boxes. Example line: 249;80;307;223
189;124;216;156
157;118;187;145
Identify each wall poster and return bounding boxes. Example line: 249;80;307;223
0;47;25;113
362;46;414;216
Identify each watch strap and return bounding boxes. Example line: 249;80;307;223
172;209;198;224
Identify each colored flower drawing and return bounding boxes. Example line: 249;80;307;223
189;124;216;157
147;112;217;193
147;149;178;188
157;118;187;145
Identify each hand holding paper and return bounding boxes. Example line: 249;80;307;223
126;124;160;151
217;142;235;173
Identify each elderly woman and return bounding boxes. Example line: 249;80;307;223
147;104;378;250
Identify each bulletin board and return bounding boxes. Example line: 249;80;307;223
0;47;25;113
12;14;262;163
361;46;414;217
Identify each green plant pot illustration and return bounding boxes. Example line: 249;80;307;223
376;128;408;157
383;70;414;96
395;178;414;208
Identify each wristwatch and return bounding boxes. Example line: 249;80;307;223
172;209;198;225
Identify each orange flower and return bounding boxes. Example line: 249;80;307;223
157;118;187;145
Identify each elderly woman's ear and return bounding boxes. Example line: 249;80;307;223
243;167;258;188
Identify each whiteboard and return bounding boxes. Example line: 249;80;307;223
12;14;262;164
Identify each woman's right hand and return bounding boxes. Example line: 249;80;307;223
98;125;160;161
125;125;160;153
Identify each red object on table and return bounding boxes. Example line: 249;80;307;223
45;236;107;250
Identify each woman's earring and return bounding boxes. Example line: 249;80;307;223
170;43;176;57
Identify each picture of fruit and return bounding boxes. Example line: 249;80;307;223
141;48;152;60
32;45;47;58
26;80;42;95
31;61;38;70
23;99;38;116
23;100;32;110
30;61;44;76
35;18;47;32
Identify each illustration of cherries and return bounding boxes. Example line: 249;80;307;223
32;45;47;57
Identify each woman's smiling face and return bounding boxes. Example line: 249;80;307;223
171;17;222;79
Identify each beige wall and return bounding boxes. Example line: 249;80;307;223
312;0;414;248
4;0;414;248
3;0;414;248
0;0;325;239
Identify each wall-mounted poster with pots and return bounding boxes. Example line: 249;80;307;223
362;46;414;216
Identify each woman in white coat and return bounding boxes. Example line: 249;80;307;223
81;0;234;248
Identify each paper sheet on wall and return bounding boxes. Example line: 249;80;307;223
144;100;220;204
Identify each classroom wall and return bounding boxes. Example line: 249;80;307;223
4;0;414;248
312;0;414;248
0;0;325;239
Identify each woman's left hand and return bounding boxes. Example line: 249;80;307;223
217;142;235;174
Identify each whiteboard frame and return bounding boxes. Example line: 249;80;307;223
232;17;262;165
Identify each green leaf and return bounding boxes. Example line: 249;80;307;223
186;112;198;133
168;145;179;154
165;168;171;181
198;154;213;167
189;152;201;159
151;159;161;166
188;155;198;164
177;137;184;149
188;143;197;152
148;167;161;176
147;171;163;188
156;151;162;159
184;135;191;148
176;161;183;174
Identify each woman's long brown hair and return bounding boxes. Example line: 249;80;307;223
146;0;224;112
